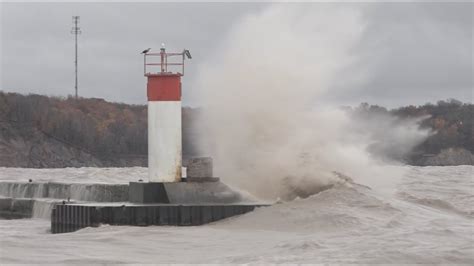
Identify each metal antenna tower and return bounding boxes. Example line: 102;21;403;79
71;16;81;98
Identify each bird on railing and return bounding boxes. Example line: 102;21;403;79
184;49;192;59
141;48;151;54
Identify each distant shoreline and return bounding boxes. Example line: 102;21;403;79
1;92;472;168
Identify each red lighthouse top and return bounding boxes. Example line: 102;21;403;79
143;46;191;101
143;46;192;77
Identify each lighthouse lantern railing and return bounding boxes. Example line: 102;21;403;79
144;48;191;76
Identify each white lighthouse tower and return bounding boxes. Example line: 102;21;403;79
143;46;191;182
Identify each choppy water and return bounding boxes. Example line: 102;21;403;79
0;166;473;264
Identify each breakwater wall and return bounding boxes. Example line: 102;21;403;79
0;182;129;202
0;181;270;233
0;197;72;219
0;181;128;219
0;197;34;219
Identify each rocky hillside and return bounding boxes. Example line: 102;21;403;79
0;121;147;167
0;92;472;167
0;92;199;167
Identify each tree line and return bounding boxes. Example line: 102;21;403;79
0;92;150;158
351;99;473;158
0;91;471;163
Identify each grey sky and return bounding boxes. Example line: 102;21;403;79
1;2;472;107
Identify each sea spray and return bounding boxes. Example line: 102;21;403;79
191;4;431;200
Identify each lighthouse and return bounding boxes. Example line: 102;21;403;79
47;46;268;234
143;45;192;182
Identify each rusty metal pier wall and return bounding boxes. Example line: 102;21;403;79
51;203;264;234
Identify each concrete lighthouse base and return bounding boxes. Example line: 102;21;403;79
128;179;244;204
129;157;241;204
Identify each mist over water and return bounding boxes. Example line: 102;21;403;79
191;5;431;200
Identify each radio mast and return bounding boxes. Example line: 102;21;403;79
71;16;81;98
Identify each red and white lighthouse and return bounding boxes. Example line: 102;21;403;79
143;46;191;182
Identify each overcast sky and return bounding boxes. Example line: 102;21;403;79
1;2;472;108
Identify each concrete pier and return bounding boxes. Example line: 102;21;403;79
0;197;34;219
1;171;270;233
0;181;128;202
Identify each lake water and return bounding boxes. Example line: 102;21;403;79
0;165;473;264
